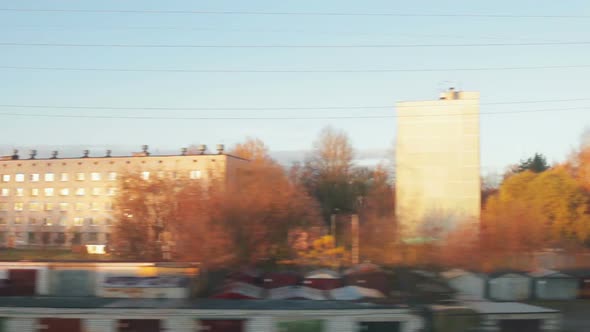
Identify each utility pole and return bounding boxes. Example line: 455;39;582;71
351;214;359;265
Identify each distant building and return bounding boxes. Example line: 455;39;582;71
395;89;480;240
0;145;248;248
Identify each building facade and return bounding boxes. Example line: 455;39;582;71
0;146;248;248
395;89;480;240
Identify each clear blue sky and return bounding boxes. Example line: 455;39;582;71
1;0;589;175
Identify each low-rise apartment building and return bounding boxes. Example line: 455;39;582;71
0;145;248;248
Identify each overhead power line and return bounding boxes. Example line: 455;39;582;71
2;64;590;73
1;41;590;48
1;98;590;112
0;106;587;120
0;8;588;18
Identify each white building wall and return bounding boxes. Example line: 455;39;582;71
246;316;275;332
395;90;480;239
5;318;36;332
84;319;116;332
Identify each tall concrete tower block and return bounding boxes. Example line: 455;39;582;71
395;89;480;240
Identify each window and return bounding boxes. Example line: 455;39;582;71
0;203;8;211
44;188;54;197
60;173;69;181
59;216;67;226
75;188;85;196
30;173;40;182
75;202;87;211
56;232;66;244
31;188;39;196
71;233;81;244
73;217;84;226
1;188;9;196
59;188;69;196
43;217;52;226
141;171;150;180
76;173;85;181
108;172;117;181
14;216;22;225
28;202;40;211
1;174;9;182
28;232;36;244
15;188;23;197
107;187;116;196
14;202;23;211
0;217;5;225
87;217;97;226
59;202;69;211
157;171;166;179
105;218;113;226
28;217;37;225
15;173;24;182
44;203;54;211
91;172;101;181
92;187;102;196
87;232;98;241
190;170;202;179
104;201;113;211
45;173;55;182
91;202;101;211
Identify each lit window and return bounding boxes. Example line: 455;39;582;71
108;172;117;181
30;173;40;182
14;216;22;225
2;174;10;182
104;201;113;211
87;217;97;226
141;171;150;180
28;202;39;211
45;173;55;182
59;188;69;196
76;188;85;196
92;187;102;196
59;202;69;211
15;174;25;182
28;217;37;225
76;173;85;181
91;172;101;181
74;217;84;226
1;188;9;196
43;217;52;226
190;170;202;179
44;188;54;197
0;218;5;225
14;202;23;211
15;188;24;197
31;188;39;196
44;203;54;211
60;173;69;181
75;202;87;211
91;202;101;211
59;216;68;226
107;187;116;196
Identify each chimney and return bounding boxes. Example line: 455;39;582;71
216;144;225;154
82;150;89;158
29;150;37;160
51;151;58;159
198;144;207;155
11;149;19;160
105;150;112;158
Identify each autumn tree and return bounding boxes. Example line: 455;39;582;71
110;172;180;260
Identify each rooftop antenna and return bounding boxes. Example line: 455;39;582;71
82;150;89;158
105;150;112;158
142;145;150;156
11;149;19;160
181;147;188;156
51;151;58;159
29;150;37;160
